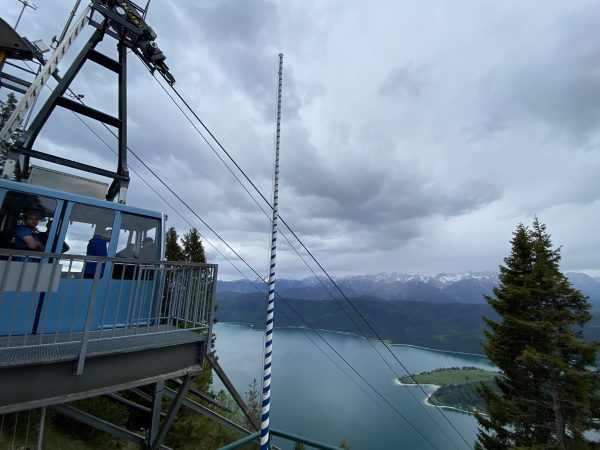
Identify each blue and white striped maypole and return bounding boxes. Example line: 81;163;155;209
260;53;283;450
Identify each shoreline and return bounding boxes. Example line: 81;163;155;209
396;381;480;416
219;322;487;357
394;380;441;389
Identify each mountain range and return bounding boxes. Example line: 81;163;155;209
215;271;600;353
217;271;600;309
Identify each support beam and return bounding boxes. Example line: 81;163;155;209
51;404;146;447
105;392;165;416
149;375;194;450
171;377;231;412
148;380;164;447
0;71;30;88
107;41;129;203
36;407;46;450
13;146;130;180
163;386;250;436
208;353;260;430
130;387;153;403
0;81;27;94
87;48;120;73
55;96;121;127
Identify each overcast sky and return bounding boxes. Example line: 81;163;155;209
3;0;600;280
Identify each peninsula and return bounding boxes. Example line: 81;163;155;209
399;367;499;414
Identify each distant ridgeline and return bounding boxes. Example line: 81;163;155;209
215;272;600;354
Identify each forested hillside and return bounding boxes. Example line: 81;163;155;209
215;292;600;354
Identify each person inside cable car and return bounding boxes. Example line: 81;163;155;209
83;228;111;278
116;243;136;258
14;211;44;252
137;236;158;260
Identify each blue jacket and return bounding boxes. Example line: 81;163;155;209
83;235;109;278
14;225;42;251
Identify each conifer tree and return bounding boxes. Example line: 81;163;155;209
476;218;600;449
0;93;19;166
243;378;261;431
165;226;184;261
182;227;206;263
171;227;213;390
0;92;18;129
163;227;229;447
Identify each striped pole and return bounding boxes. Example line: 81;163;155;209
260;53;283;450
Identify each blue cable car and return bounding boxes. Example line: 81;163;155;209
0;171;164;336
0;0;178;339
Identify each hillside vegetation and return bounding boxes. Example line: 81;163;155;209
215;292;600;354
217;292;497;354
400;367;500;414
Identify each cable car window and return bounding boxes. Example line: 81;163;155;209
116;213;160;260
64;204;115;257
0;191;57;252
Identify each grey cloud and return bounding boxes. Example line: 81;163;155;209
377;63;429;100
479;3;600;142
181;0;276;46
155;0;285;120
284;126;500;228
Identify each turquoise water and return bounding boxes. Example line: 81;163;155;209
214;323;493;449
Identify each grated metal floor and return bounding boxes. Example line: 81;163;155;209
0;325;208;367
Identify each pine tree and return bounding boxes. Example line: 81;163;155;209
182;227;206;263
0;92;18;129
165;226;185;261
163;228;234;448
166;226;213;390
1;92;19;167
243;378;261;431
476;218;600;449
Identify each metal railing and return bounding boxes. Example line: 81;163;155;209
218;428;344;450
0;249;217;372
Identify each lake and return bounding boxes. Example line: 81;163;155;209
213;323;493;450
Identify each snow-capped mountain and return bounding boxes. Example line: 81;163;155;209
217;271;600;309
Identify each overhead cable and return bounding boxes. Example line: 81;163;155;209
153;72;473;450
69;95;429;446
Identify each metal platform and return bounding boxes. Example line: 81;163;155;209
0;327;208;414
0;326;206;367
0;252;216;439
